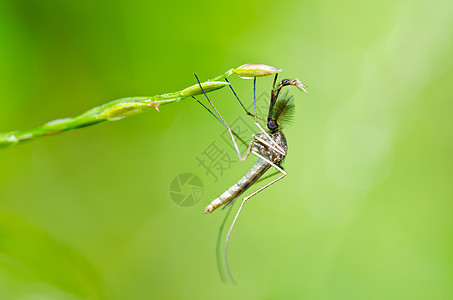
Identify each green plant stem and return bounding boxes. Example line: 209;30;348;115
0;70;235;149
0;64;282;149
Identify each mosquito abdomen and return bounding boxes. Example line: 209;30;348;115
204;158;271;213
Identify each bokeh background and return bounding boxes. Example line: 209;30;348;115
1;0;452;299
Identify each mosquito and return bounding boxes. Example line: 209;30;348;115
193;71;307;282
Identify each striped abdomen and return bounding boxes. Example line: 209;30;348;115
204;158;271;213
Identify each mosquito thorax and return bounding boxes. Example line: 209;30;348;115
252;131;287;163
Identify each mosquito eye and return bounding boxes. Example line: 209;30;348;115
268;120;278;131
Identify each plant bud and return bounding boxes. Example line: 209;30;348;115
233;64;281;79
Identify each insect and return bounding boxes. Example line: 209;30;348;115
193;70;307;282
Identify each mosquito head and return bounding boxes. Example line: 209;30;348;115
268;92;295;133
267;75;307;131
267;119;279;132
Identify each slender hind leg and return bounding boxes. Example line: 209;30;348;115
223;151;287;283
216;203;235;283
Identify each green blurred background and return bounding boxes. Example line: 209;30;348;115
1;0;452;299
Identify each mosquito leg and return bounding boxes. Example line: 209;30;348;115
194;96;249;149
253;122;286;156
223;151;287;284
253;134;287;158
225;78;265;122
194;73;250;162
193;97;222;124
250;77;286;156
216;202;235;283
253;76;257;123
239;141;254;163
255;169;282;184
227;75;283;155
242;151;287;200
226;133;280;164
